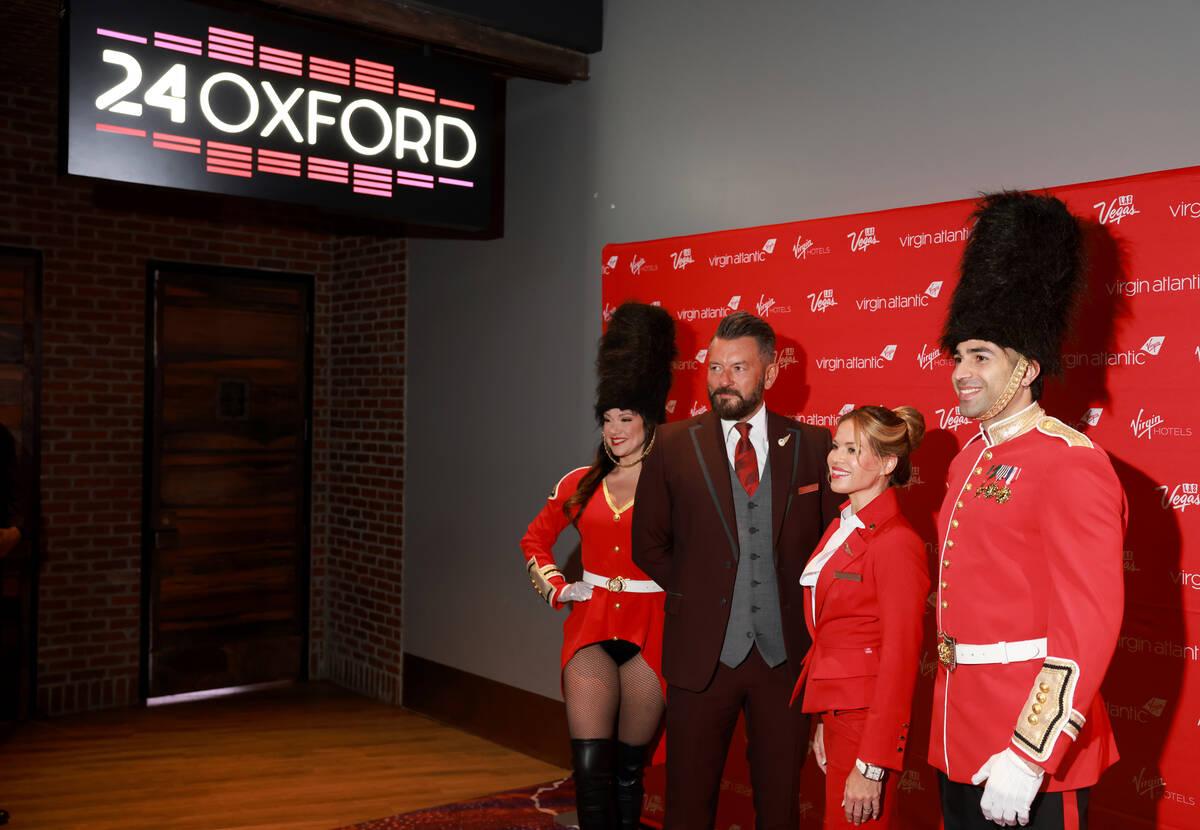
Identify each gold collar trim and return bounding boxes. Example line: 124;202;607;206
984;403;1044;446
602;479;634;515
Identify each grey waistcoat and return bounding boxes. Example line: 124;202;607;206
719;456;788;668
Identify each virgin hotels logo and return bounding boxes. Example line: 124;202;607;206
1130;409;1164;439
808;289;837;312
848;226;880;252
629;254;657;275
1158;482;1200;512
793;235;831;260
917;344;952;371
1095;194;1141;225
670;248;694;270
935;406;972;432
756;294;791;318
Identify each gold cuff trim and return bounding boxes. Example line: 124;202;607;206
527;558;563;605
1012;658;1079;762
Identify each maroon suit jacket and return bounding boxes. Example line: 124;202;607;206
632;408;840;692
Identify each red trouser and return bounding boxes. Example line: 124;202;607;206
821;708;900;829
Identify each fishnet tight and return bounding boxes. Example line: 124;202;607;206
563;643;664;745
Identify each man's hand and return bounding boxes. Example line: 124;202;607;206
556;581;593;605
971;748;1044;826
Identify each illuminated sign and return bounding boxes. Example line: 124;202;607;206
65;0;494;230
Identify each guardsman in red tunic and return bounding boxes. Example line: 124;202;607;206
931;192;1126;829
521;302;676;830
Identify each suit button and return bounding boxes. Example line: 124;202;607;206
725;561;733;569
720;598;727;606
748;501;757;509
946;540;954;549
746;631;752;638
984;451;993;460
748;526;759;534
956;501;964;509
951;519;959;528
751;580;760;587
940;581;948;589
942;559;951;568
751;605;759;613
941;601;949;609
750;553;760;560
614;603;620;609
964;483;973;491
975;466;983;475
613;514;621;522
614;545;620;552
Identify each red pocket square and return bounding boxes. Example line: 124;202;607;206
796;483;819;495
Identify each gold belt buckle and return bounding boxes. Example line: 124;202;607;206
606;576;627;593
937;633;958;672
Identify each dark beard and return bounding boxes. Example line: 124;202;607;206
708;381;764;421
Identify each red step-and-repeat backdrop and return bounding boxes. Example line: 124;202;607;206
602;165;1200;829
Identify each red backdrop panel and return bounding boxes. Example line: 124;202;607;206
605;165;1200;829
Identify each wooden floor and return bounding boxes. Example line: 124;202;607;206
0;681;569;830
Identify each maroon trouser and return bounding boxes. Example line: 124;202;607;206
664;646;809;830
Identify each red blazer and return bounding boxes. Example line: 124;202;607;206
632;408;841;692
792;488;929;770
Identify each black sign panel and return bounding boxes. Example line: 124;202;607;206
65;0;494;230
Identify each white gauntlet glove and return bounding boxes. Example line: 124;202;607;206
971;747;1044;826
556;581;594;605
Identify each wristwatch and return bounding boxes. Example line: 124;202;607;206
855;758;886;781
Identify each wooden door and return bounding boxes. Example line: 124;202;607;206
145;263;311;699
0;247;40;719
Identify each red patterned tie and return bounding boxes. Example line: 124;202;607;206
733;422;759;496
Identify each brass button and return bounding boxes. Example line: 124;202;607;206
941;600;949;609
614;545;620;552
985;451;994;460
940;581;948;589
964;483;973;491
613;514;620;522
1039;682;1050;692
943;559;951;568
975;466;984;475
1028;714;1039;725
614;603;620;609
1036;693;1047;703
956;501;964;509
946;540;955;549
951;519;959;528
1031;703;1043;714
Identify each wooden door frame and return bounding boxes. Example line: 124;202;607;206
0;245;43;719
140;260;314;702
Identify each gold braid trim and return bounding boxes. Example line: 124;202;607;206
1012;658;1080;762
977;355;1029;422
1037;416;1094;448
527;558;563;605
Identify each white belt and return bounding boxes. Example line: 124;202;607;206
955;637;1047;665
582;570;663;594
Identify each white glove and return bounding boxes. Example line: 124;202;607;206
971;748;1044;826
556;581;593;604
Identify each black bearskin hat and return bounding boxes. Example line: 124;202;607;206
940;190;1085;390
595;302;677;426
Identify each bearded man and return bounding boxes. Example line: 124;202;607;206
633;310;840;829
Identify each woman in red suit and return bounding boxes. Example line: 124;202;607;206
521;302;675;830
792;405;930;827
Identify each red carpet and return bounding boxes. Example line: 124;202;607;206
334;777;576;829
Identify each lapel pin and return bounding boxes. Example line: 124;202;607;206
778;435;791;447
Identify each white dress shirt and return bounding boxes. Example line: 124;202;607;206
799;504;864;626
720;404;768;479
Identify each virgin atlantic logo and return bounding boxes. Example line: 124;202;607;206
1081;407;1103;427
602;302;616;322
1169;200;1200;219
1141;336;1165;356
1095;194;1141;225
847;226;880;252
1158;483;1200;512
603;255;618;275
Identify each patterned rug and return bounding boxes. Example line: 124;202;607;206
334;777;577;829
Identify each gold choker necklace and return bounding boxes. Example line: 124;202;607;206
604;430;656;468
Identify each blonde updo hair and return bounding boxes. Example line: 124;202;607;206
838;405;926;487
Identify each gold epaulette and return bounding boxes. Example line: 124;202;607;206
1036;416;1093;448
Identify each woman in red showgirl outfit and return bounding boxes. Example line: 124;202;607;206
521;302;675;830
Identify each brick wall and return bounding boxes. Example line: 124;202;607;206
0;0;406;715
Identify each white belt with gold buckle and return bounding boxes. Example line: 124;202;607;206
953;637;1047;666
582;570;663;594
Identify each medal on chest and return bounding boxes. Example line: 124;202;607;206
975;463;1022;504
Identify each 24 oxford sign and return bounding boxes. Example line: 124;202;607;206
65;0;494;230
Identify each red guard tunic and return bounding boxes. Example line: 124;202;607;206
521;467;666;688
930;404;1127;791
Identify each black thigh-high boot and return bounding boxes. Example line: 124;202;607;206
613;742;649;829
570;738;615;830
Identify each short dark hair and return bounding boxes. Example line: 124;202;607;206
714;311;775;361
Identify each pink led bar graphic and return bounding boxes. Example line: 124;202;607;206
152;132;201;153
396;81;436;103
396;170;434;190
438;177;474;188
259;45;302;76
208;26;254;67
307;157;349;184
96;27;147;44
309;56;350;86
352;163;393;197
438;98;475;111
354;59;394;95
154;31;202;55
257;149;301;177
206;140;252;177
96;123;146;137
